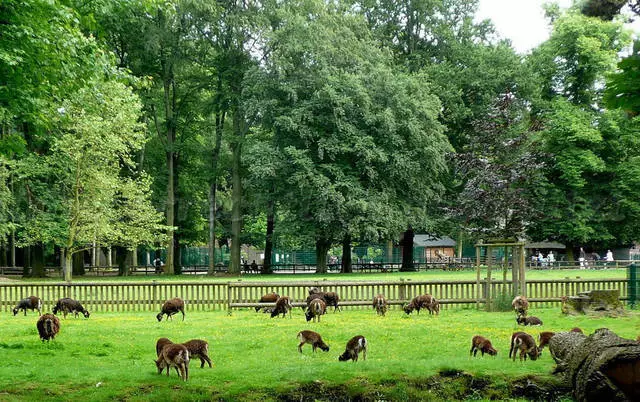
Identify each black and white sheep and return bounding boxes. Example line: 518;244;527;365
52;298;90;318
13;296;42;316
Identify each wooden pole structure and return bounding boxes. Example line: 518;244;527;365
476;244;481;310
486;246;492;311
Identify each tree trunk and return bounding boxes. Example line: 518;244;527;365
0;239;6;266
10;231;15;267
229;109;244;275
262;199;274;274
163;76;176;275
31;242;45;277
72;251;85;276
550;329;640;402
400;227;415;272
64;250;72;282
208;78;225;275
457;230;464;259
132;246;138;267
315;237;331;274
566;243;575;262
115;246;129;276
341;234;352;273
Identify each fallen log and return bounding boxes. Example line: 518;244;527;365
549;328;640;402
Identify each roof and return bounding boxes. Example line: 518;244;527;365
525;241;566;249
414;235;457;248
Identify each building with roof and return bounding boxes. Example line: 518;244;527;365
414;235;457;261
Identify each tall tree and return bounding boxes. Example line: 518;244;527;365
246;0;449;273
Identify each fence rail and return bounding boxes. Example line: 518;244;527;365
0;277;629;313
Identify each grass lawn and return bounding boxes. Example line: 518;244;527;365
1;304;638;401
12;267;628;284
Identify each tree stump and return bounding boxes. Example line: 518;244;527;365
549;328;640;402
562;289;624;316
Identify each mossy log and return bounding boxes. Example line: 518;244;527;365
549;328;640;402
563;289;623;316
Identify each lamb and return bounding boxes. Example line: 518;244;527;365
155;343;189;381
469;335;498;357
182;339;212;368
52;298;90;319
36;313;60;342
509;332;540;362
538;331;556;351
156;297;185;322
512;295;529;317
297;330;330;353
516;315;543;326
305;298;326;322
270;296;292;318
372;294;387;316
338;335;367;362
13;296;42;316
255;292;279;312
155;338;212;368
403;294;435;315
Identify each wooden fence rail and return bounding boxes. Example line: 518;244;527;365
0;278;629;313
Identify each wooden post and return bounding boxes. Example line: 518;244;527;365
519;244;526;297
486;246;492;311
476;245;481;310
227;282;233;315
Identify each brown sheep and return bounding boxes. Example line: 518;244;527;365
182;339;212;368
36;313;60;342
307;288;340;312
13;296;42;316
372;294;387;316
516;315;543;326
470;335;497;357
156;337;174;357
403;294;435;315
155;344;189;381
305;298;327;322
512;295;529;317
255;292;279;312
297;330;330;353
570;327;584;334
270;296;292;318
338;335;367;362
156;298;185;322
509;332;540;361
52;298;90;319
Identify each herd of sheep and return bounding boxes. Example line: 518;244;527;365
10;289;613;383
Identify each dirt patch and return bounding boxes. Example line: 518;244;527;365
0;276;17;282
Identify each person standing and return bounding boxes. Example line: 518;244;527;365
548;251;555;269
579;247;586;269
605;249;614;268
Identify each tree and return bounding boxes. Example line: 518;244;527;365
246;0;449;273
20;80;166;281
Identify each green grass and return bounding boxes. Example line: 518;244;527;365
13;267;627;284
1;305;638;401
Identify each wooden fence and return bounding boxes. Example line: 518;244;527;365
0;281;227;313
0;277;629;313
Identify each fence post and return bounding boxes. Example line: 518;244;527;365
629;264;637;309
227;282;233;315
152;280;158;309
399;279;406;303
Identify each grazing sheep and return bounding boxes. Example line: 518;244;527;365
297;330;330;353
156;337;174;357
307;288;340;312
305;298;326;322
156;298;185;322
509;332;540;362
255;292;279;312
52;298;90;319
338;335;367;362
470;335;498;357
429;298;440;315
36;313;60;342
512;295;529;317
270;296;292;318
403;294;435;315
155;344;189;381
538;331;556;351
516;315;543;326
372;294;387;316
13;296;42;316
182;339;212;368
570;327;584;334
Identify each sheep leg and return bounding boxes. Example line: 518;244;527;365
184;362;189;381
298;343;304;353
363;347;367;360
181;309;185;321
203;355;212;367
470;346;476;357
